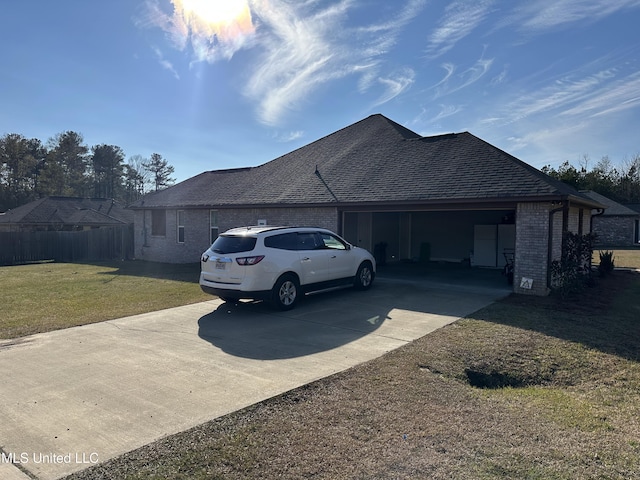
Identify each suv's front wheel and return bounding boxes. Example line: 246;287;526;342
354;261;374;290
272;274;299;310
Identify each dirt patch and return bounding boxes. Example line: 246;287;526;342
464;365;545;389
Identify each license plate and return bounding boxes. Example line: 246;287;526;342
215;261;226;270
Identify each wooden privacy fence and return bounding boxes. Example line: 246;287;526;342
0;225;134;266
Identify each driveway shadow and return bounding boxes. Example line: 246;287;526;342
198;279;507;360
197;287;391;360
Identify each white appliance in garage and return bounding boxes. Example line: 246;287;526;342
473;224;515;267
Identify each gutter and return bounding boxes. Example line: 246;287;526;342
547;200;568;288
126;195;591;212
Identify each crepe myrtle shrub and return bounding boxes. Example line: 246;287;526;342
598;250;615;277
550;232;596;297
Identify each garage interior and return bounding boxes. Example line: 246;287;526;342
341;209;516;269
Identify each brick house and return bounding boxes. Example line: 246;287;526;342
581;190;640;247
129;114;602;296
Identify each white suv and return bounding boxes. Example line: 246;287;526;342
200;226;376;310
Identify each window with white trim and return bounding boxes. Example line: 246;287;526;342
177;210;185;243
210;210;219;245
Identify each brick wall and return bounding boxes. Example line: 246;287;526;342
217;207;339;234
134;207;339;263
592;216;638;247
513;203;594;296
514;202;551;296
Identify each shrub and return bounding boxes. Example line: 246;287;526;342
551;232;595;297
598;250;615;277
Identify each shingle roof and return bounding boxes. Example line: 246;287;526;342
580;191;640;216
0;197;134;225
626;204;640;214
131;114;600;209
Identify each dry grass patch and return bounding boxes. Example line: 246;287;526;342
65;271;640;480
593;247;640;269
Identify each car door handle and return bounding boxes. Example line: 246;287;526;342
302;257;311;261
331;255;337;259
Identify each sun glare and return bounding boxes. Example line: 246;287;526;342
178;0;254;38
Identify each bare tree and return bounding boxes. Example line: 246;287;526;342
123;155;149;204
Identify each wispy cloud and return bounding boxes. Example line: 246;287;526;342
274;130;305;142
497;68;619;124
426;0;494;58
355;0;427;79
490;65;508;85
502;0;640;33
151;46;180;79
432;55;494;98
244;0;350;125
476;60;640;165
371;68;416;106
431;104;464;122
560;71;640;119
246;0;426;125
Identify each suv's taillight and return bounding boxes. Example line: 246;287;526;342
236;255;265;266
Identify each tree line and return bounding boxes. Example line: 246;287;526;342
0;131;176;212
542;154;640;205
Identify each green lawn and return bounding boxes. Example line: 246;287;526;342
0;261;210;339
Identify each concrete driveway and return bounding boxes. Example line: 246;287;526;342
0;276;509;480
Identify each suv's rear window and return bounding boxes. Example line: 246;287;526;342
211;235;257;254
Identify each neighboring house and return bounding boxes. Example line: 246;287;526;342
129;114;603;296
627;204;640;214
0;196;134;232
581;191;640;247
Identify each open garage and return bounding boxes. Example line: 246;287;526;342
342;209;515;268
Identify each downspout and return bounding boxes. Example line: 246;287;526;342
590;208;605;234
589;207;605;271
547;200;568;288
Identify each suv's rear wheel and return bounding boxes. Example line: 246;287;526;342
354;261;374;290
272;274;299;310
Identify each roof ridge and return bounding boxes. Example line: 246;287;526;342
371;114;421;139
256;114;421;170
413;132;460;142
205;167;253;174
74;208;129;223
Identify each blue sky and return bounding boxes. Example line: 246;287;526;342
1;0;639;183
